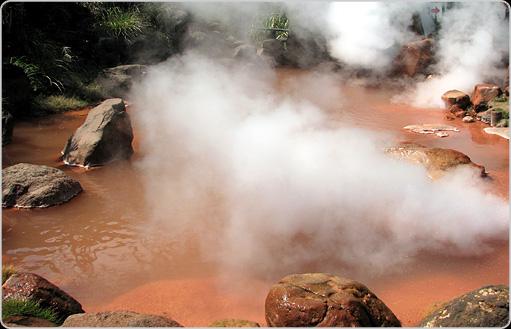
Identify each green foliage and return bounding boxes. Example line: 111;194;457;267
250;5;289;45
2;299;59;324
9;56;64;93
494;94;508;102
2;265;16;284
33;95;88;113
96;6;145;41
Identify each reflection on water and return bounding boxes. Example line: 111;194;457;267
2;69;508;326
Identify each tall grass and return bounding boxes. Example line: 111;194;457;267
2;299;59;324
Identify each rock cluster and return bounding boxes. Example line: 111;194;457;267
2;163;82;208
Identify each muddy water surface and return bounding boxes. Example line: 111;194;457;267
2;69;508;326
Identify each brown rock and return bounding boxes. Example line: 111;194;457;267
265;273;400;327
394;38;434;77
62;98;134;167
454;110;466;118
385;144;486;179
471;83;502;110
441;90;470;109
2;273;84;321
2;163;82;208
3;315;58;327
209;319;260;327
445;113;456;121
62;311;182;327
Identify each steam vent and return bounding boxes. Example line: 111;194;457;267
2;1;509;327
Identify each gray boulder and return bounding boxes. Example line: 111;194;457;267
3;272;84;321
62;98;133;167
95;64;147;98
62;311;183;327
2;163;82;208
420;285;509;327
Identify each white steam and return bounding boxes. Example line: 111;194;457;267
403;2;509;107
132;54;508;276
326;2;417;71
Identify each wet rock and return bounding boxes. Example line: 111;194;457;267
95;64;147;98
385;144;486;179
3;315;58;327
62;311;182;327
420;285;509;327
62;98;134;167
472;83;502;110
484;127;509;140
265;273;400;327
209;319;260;327
462;116;475;123
2;163;82;208
393;38;434;77
403;124;459;135
2;272;84;320
2;110;14;145
445;113;456;121
283;31;330;68
441;90;471;109
259;39;285;65
233;44;258;61
435;132;449;138
477;109;492;124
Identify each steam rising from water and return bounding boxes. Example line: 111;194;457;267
132;54;508;276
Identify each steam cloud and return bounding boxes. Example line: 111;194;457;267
132;52;508;276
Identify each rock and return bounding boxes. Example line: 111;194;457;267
282;31;330;68
62;311;182;327
472;83;502;110
3;315;58;327
62;98;134;167
445;113;456;121
233;44;258;61
259;39;285;65
477;109;493;124
435;132;449;137
2;272;84;320
462;116;475;123
403;124;459;135
95;64;147;98
441;90;471;109
2;163;82;208
449;104;464;114
385;144;486;179
209;319;260;327
265;273;400;327
393;38;434;77
420;285;509;327
484;127;509;140
2;110;14;145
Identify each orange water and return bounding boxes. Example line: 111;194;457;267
2;69;508;326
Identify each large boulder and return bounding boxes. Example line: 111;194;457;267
94;64;147;98
61;98;134;167
2;110;14;145
385;144;486;179
62;311;182;327
420;285;509;327
2;272;84;321
209;319;260;327
265;273;400;327
2;163;82;208
471;83;502;111
441;90;471;109
393;38;434;77
282;31;330;68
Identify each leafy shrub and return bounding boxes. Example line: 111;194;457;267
2;299;59;324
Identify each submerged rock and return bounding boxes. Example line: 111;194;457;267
385;144;486;179
209;319;260;327
2;163;82;208
265;273;400;327
62;98;134;167
420;285;509;327
462;116;475;123
441;90;471;109
471;83;502;110
62;311;182;327
403;123;460;135
2;272;84;320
